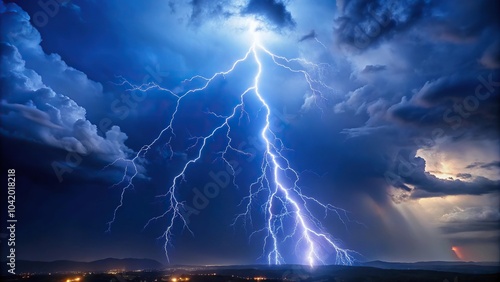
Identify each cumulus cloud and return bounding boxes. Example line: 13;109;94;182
0;2;103;109
0;3;133;166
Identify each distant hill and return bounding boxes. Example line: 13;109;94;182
172;264;499;282
167;261;500;274
359;260;500;274
4;258;499;277
9;258;163;274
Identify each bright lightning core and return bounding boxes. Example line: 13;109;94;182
106;24;356;267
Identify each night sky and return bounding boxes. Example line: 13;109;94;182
1;0;499;266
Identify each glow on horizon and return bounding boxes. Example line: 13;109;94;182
452;246;464;261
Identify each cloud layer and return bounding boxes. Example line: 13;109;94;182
1;3;133;179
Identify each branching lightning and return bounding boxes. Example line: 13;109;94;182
106;24;357;266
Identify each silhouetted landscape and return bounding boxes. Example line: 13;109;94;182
2;258;499;281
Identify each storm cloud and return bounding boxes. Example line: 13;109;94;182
1;0;498;263
242;0;295;29
0;3;135;182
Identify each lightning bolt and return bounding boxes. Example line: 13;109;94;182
105;24;357;266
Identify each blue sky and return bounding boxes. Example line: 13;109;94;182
1;0;499;265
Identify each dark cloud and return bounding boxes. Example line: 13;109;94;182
414;75;482;105
388;100;445;126
334;0;430;50
382;154;500;198
440;207;500;235
427;0;500;43
440;222;499;234
298;30;316;42
324;1;500;209
361;64;386;73
186;0;296;29
456;173;472;179
242;0;295;29
188;0;233;25
385;72;500;141
480;40;500;69
333;0;500;51
466;161;500;170
340;132;499;199
408;174;499;198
